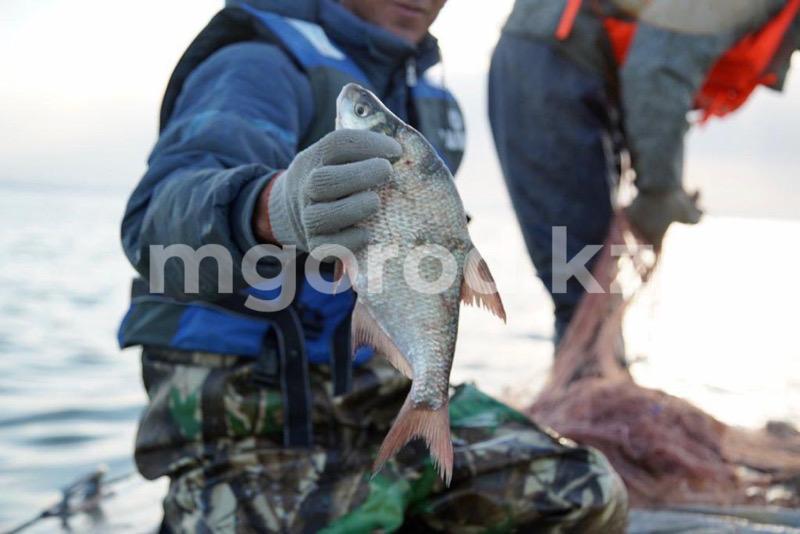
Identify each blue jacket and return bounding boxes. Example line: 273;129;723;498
118;0;464;362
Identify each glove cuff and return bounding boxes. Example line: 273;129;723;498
267;171;305;250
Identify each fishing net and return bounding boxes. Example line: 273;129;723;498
525;212;800;507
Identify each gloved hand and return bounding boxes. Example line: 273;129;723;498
625;188;703;250
257;129;402;253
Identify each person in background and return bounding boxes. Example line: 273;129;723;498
490;0;799;347
119;0;627;531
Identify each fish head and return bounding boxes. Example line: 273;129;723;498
336;83;401;138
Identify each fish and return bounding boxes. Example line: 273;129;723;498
335;83;506;485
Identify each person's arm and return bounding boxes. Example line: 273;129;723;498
621;23;736;194
620;24;727;247
620;1;784;247
122;41;401;299
121;42;313;298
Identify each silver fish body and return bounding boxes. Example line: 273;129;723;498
335;83;505;484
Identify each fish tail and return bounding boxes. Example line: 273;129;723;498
372;393;453;486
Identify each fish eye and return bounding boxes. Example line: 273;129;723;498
354;102;370;118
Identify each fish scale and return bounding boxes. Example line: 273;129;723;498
335;83;506;485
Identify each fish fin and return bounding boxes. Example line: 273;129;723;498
351;300;413;379
461;248;507;323
373;393;453;486
332;260;346;295
332;256;356;295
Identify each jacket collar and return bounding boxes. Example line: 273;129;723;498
228;0;442;76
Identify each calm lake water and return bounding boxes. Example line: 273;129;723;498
0;185;152;531
0;181;798;532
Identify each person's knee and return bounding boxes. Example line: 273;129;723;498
575;450;629;533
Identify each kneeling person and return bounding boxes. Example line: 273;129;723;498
119;0;628;531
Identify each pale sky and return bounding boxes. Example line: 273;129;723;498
0;0;797;218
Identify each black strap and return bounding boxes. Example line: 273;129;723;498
331;314;353;396
131;274;358;446
131;278;315;447
211;292;314;448
159;7;306;132
160;8;257;131
267;306;314;447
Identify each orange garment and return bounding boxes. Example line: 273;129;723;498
556;0;800;121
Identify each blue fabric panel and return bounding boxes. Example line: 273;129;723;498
296;278;355;364
170;306;270;356
118;300;187;349
237;3;370;84
245;277;374;365
117;306;134;348
353;345;375;365
412;80;456;102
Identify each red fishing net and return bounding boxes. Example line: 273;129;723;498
526;213;800;506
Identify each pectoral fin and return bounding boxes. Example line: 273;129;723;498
332;256;356;295
351;300;413;379
461;248;507;323
332;260;346;294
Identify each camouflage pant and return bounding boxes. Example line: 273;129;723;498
135;346;628;533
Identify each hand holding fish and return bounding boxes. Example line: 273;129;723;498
258;128;403;252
